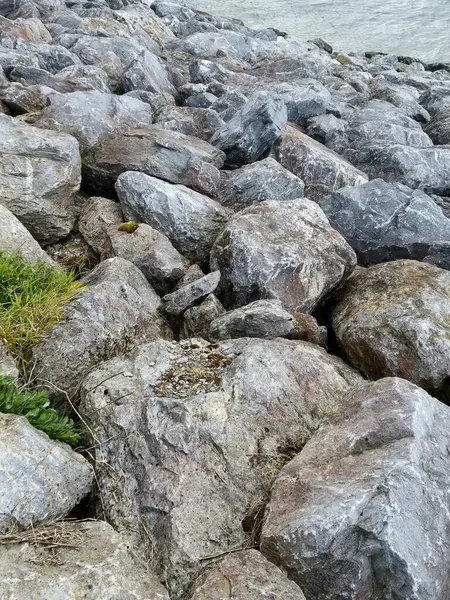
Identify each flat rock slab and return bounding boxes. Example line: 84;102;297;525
161;270;220;316
261;378;450;600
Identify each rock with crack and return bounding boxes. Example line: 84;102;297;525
80;337;362;599
261;378;450;600
0;412;93;533
78;196;123;255
161;271;221;317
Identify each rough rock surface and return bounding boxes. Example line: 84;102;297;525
0;114;81;245
261;378;450;600
78;196;123;255
161;270;221;316
189;549;306;600
80;337;362;598
0;520;169;600
30;257;172;400
211;199;356;313
0;341;18;379
0;412;93;533
181;294;226;340
332;260;450;392
116;171;232;264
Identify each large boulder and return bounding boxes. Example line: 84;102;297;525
80;337;362;598
116;172;232;264
210;199;356;313
0;115;80;245
0;520;169;600
30;257;172;400
261;378;450;600
424;107;450;145
319;178;450;266
331;260;450;393
274;124;368;202
0;412;93;533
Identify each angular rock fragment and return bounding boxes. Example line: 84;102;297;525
78;196;123;255
0;204;54;265
161;271;220;317
181;294;226;340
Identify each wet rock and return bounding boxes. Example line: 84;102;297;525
0;520;169;600
0;340;18;379
181;294;225;340
83;126;225;197
102;223;187;296
161;270;221;317
0;115;80;245
424;107;450;145
211;199;356;313
319;179;450;266
0;412;93;533
216;158;304;210
78;196;123;255
30;257;172;400
210;91;287;168
189;549;306;600
261;378;450;600
332;260;450;392
116;171;232;264
80;337;362;598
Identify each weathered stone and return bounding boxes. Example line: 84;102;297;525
0;48;40;72
424;107;450;145
216;158;304;210
80;337;362;598
120;52;176;97
83;126;225;197
332;260;450;392
161;271;220;316
0;520;169;600
15;41;80;74
30;257;172;400
173;263;205;290
210;91;287;168
0;115;80;245
0;16;52;43
78;196;123;255
155;105;224;141
261;378;450;600
0;340;18;379
0;412;93;533
116;5;174;45
274;124;368;202
116;171;232;264
189;549;306;600
181;293;225;339
211;199;356;313
319;178;450;265
0;81;47;113
102;223;187;296
370;76;430;122
46;233;98;272
270;81;331;125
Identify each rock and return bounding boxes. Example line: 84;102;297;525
0;16;52;43
181;293;225;339
102;223;187;296
370;75;430;122
0;340;18;379
15;41;80;74
80;337;362;598
0;48;39;72
0;412;93;533
210;91;287;168
115;5;174;45
270;81;331;125
216;158;304;210
46;233;98;272
424;107;450;145
34;91;153;153
189;549;306;600
54;64;112;93
0;81;47;114
78;196;123;255
161;270;221;317
331;260;450;392
261;378;450;600
211;90;248;121
0;204;54;265
116;172;232;264
0;115;81;245
121;51;177;97
274;124;368;202
29;257;172;400
155;105;224;141
0;520;169;600
210;199;356;313
83;126;225;197
173;263;205;290
319;179;450;265
209;299;326;342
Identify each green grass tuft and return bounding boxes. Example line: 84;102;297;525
0;251;84;370
0;374;81;446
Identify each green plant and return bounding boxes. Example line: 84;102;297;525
0;251;84;369
0;374;81;446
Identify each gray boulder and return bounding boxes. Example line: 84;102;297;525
83;126;225;197
155;105;224;141
0;412;93;533
78;196;123;255
216;158;304;210
0;81;47;114
319;179;450;266
0;341;18;379
189;549;306;600
332;260;450;392
14;40;80;74
424;107;450;145
181;294;226;340
30;257;172;400
210;91;287;168
161;270;221;317
80;337;362;598
116;172;232;264
210;199;356;313
102;223;187;296
261;378;450;600
274;124;368;202
173;263;205;290
271;81;331;125
121;51;177;97
370;76;430;122
0;520;169;600
0;115;80;245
